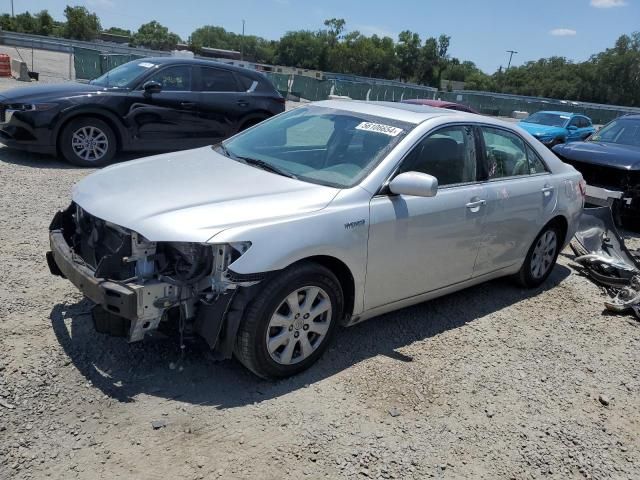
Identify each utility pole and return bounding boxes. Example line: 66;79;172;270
11;0;14;17
240;19;245;62
506;50;518;70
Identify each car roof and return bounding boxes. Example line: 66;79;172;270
537;110;579;117
312;99;507;126
403;99;455;107
138;56;266;79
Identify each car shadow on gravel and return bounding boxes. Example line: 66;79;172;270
50;265;571;409
0;147;147;169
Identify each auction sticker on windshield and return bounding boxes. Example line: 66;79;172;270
356;122;404;137
138;62;156;68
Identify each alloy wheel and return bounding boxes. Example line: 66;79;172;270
530;230;557;279
71;126;109;162
266;286;332;365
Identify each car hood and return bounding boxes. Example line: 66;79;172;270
519;122;566;137
0;82;117;103
553;141;640;170
72;147;341;243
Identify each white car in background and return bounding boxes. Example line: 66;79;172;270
48;100;585;378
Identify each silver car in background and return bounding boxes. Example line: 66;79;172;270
47;100;585;378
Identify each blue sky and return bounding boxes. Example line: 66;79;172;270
12;0;639;73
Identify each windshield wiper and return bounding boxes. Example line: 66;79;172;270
216;143;232;158
237;156;298;180
214;144;297;179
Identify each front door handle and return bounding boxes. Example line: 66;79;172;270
237;100;249;107
180;102;196;109
465;199;486;211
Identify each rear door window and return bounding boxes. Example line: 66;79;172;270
199;67;241;92
526;145;549;174
237;74;258;91
481;127;529;179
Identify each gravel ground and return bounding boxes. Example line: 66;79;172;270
0;75;639;479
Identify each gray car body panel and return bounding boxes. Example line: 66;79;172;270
71;100;583;321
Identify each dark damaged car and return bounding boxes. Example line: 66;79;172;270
0;57;285;166
553;114;640;225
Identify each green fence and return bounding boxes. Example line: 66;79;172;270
73;49;638;123
74;47;144;80
265;72;437;102
439;91;640;125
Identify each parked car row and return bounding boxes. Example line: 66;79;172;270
1;56;635;377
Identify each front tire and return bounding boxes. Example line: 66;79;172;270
516;223;562;288
60;117;117;167
234;262;343;379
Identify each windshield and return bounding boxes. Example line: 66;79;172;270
220;106;414;188
522;112;570;128
590;118;640;147
90;60;157;88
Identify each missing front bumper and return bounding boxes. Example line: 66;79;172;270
48;229;180;342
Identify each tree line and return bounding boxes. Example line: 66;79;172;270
1;6;639;107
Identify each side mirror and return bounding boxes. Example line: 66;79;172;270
143;80;162;95
389;172;438;197
567;125;578;131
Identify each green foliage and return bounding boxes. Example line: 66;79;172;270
189;25;275;63
276;30;327;70
494;34;640;107
132;21;180;50
63;6;101;40
2;5;638;107
0;10;55;35
103;26;132;37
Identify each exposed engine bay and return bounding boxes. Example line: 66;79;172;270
47;203;260;356
556;155;640;225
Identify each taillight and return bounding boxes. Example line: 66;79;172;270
579;179;587;197
275;96;286;104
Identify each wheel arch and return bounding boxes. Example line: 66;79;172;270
546;214;569;246
288;255;356;324
54;108;128;154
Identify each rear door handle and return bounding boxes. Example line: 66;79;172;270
465;199;486;210
180;102;196;109
237;100;249;107
542;185;555;196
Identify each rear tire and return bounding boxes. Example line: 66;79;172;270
60;117;117;167
516;223;562;288
234;262;343;379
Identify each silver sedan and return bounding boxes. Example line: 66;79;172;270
48;100;585;378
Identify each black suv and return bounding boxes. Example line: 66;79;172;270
0;57;285;166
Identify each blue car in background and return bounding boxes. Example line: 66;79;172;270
519;111;596;148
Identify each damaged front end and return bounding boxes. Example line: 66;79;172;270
557;156;640;225
571;206;640;318
47;203;260;356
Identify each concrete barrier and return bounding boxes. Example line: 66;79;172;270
512;110;529;119
10;58;30;82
